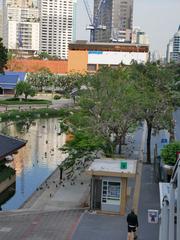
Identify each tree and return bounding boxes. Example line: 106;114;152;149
15;81;36;100
131;63;175;163
161;141;180;165
26;68;52;91
60;66;139;166
0;38;8;73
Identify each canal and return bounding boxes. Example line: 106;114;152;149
0;118;66;210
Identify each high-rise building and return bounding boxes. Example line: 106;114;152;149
166;38;173;63
40;0;74;59
172;25;180;63
93;0;133;43
132;27;149;45
166;25;180;63
2;0;39;55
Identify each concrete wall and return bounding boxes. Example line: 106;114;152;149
68;50;88;73
7;59;68;74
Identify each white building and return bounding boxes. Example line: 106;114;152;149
2;0;39;55
132;27;149;45
166;39;173;63
40;0;75;59
166;25;180;64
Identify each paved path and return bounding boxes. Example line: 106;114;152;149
138;165;160;240
0;209;83;240
72;125;160;240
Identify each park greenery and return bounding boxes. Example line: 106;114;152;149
58;62;179;169
15;81;36;100
161;141;180;165
26;68;83;95
0;38;8;73
0;108;69;122
0;98;51;105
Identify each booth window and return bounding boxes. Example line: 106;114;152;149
102;181;120;204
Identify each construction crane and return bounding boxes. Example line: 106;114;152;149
83;0;107;42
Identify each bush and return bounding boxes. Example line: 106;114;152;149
161;141;180;165
54;95;61;100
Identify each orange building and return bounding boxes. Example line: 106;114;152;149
7;59;68;74
68;41;149;73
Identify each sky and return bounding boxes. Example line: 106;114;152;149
76;0;180;56
1;0;180;56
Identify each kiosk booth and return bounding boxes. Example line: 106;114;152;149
87;158;137;215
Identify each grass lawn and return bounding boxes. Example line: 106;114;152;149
0;98;51;105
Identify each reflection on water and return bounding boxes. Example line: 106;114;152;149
0;118;66;210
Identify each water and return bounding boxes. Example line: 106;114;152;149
0;118;66;210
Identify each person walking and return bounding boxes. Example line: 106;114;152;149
127;209;138;240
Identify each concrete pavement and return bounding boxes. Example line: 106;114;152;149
0;209;83;240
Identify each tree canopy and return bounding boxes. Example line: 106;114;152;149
15;81;36;100
60;63;176;168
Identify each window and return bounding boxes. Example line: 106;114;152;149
87;64;97;72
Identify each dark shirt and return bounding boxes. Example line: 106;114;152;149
127;213;139;227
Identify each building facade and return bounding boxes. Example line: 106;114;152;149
93;0;133;43
166;25;180;63
40;0;75;59
68;41;149;73
132;27;149;45
2;0;39;55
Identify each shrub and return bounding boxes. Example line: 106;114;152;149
161;141;180;165
54;95;61;100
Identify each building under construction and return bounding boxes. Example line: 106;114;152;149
93;0;133;43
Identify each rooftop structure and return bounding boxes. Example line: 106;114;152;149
87;159;137;177
0;134;27;161
0;74;19;94
68;41;149;73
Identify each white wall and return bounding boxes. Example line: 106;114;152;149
88;51;148;65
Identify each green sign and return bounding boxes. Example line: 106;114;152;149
120;161;127;169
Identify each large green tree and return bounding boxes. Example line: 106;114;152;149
0;38;8;73
60;66;139;169
131;63;175;163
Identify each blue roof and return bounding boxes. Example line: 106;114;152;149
0;75;19;89
5;71;26;81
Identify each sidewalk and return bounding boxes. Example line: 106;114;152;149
71;126;160;240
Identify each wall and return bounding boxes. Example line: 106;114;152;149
88;51;148;65
7;59;68;74
68;50;88;73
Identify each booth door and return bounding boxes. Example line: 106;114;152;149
93;179;102;210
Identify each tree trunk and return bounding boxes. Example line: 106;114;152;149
146;121;152;164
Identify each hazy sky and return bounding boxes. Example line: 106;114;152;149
76;0;180;56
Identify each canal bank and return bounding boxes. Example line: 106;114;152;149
20;165;91;211
0;118;66;210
